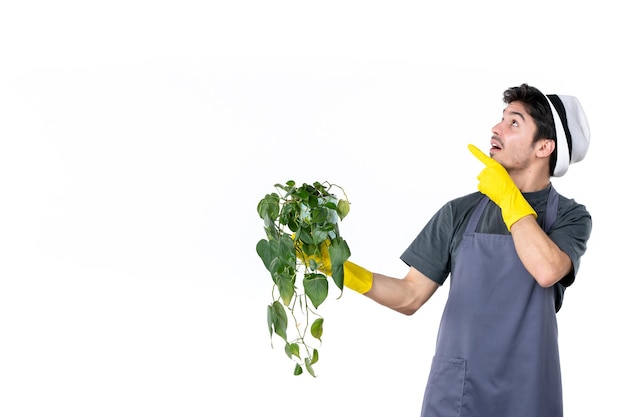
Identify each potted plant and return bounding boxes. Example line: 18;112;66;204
256;180;351;376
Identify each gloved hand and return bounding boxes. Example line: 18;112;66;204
296;239;373;294
468;144;537;231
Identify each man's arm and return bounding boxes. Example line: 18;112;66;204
364;266;440;316
510;216;573;287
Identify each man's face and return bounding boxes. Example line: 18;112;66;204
489;101;539;172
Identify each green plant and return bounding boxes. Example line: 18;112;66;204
256;180;351;377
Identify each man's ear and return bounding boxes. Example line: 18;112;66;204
536;139;556;158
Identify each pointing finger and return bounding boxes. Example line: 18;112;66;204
468;144;494;166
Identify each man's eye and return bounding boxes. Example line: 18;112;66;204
511;120;519;127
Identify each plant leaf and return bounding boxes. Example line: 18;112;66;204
311;206;328;223
267;304;274;342
311;318;323;341
305;357;316;377
270;301;288;342
337;199;350;220
255;239;273;273
311;348;319;365
256;237;294;277
285;342;300;359
294;363;303;376
276;270;295;305
329;237;351;290
303;273;328;309
280;201;298;227
289;343;300;358
311;228;329;246
257;193;280;226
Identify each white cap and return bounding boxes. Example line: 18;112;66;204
545;94;591;177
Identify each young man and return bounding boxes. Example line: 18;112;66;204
322;84;591;416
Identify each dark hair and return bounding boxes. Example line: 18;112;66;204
503;83;557;174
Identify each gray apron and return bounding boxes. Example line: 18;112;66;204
421;187;562;417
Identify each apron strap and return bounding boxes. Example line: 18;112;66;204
542;185;559;233
543;185;566;312
467;196;489;233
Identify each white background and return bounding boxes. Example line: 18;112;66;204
1;1;623;416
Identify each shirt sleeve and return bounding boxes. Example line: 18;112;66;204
400;201;455;285
549;198;592;287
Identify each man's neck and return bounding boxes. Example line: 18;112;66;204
510;170;551;193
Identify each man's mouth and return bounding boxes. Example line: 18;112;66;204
490;137;503;151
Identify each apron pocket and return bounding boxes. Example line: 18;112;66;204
421;356;466;417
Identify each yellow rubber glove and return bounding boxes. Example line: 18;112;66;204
296;239;373;294
341;261;373;294
468;144;537;231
